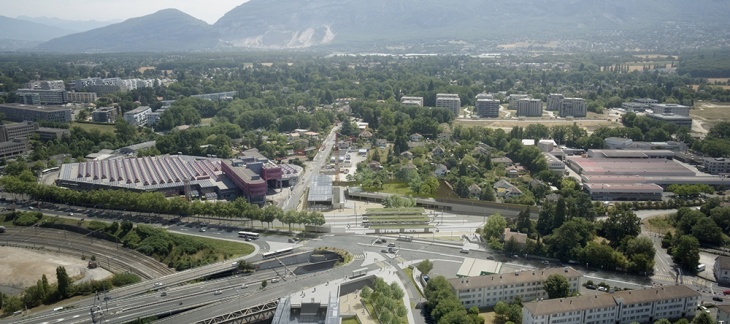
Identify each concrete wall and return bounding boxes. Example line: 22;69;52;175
339;275;376;296
257;251;313;270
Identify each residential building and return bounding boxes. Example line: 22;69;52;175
0;103;72;123
493;179;523;198
646;113;692;128
191;91;238;101
547;94;564;111
450;267;583;308
67;91;98;104
436;93;461;117
522;285;700;324
544;153;566;174
583;183;663;201
17;92;40;105
516;99;543;117
0;138;31;158
400;96;424;107
718;304;730;324
25;80;65;90
704;158;730;175
559;98;587;118
434;164;448;177
148;107;167;126
468;183;482;196
123;106;152;127
410;133;424;142
0;121;39;142
502;228;528;246
651;103;690;116
714;256;730;284
476;98;500;118
509;94;529;109
92;107;117;123
432;145;445;157
15;89;68;105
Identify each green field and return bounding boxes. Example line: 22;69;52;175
71;122;116;134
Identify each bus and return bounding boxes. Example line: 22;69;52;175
238;231;260;240
41;167;60;174
351;268;367;278
262;247;294;259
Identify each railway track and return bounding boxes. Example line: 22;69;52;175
1;227;174;279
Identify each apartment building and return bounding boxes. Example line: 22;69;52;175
704;158;730;175
516;99;543;117
476;98;500;118
15;89;68;105
0;103;72;123
449;267;583;308
509;94;529;109
523;285;700;324
560;98;587;118
25;80;65;90
0;121;39;142
67;91;98;104
547;94;564;111
400;96;424;107
123;106;152;127
718;304;730;324
436;93;461;117
92;107;117;123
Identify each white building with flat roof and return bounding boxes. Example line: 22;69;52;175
509;94;529;108
703;157;730;175
400;96;423;107
123;106;152;127
651;103;690;116
436;93;461;117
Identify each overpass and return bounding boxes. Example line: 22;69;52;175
193;299;280;324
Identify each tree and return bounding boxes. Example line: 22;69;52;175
416;259;434;275
261;280;268;289
494;301;510;323
653;319;672;324
672;235;700;271
691;217;723;245
691;311;715;324
483;213;507;241
543;274;570;299
360;286;372;299
56;266;72;298
602;209;641;246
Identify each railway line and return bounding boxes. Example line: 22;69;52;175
0;227;174;279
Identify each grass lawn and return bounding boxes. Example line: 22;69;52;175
379;182;435;199
341;318;360;324
184;234;256;257
644;215;676;234
71;122;115;134
200;118;213;126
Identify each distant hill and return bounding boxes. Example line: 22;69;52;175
36;9;219;53
17;16;121;33
0;16;73;42
213;0;730;49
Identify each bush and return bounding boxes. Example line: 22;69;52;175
13;212;43;226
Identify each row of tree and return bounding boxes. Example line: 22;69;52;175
424;276;485;324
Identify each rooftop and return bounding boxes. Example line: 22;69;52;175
0;103;70;112
449;267;582;291
567;158;695;177
716;256;730;269
456;258;502;277
584;183;664;193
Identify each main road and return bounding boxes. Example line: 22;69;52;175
282;125;338;211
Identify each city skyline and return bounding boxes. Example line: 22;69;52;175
4;0;249;25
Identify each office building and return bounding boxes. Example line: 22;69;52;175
703;158;730;175
36;127;70;141
0;121;39;142
450;267;583;308
0;138;31;158
583;183;663;201
15;89;68;105
544;152;566;174
646;114;692;128
509;94;529;109
400;96;424;107
651;104;690;116
436;93;461;117
92;107;117;123
522;285;700;324
25;80;65;90
559;98;587;118
0;103;72;123
516;99;543;117
67;91;98;104
547;94;564;111
476;98;500;118
17;92;40;105
123;106;152;127
220;149;285;205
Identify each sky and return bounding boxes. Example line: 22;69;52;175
5;0;250;24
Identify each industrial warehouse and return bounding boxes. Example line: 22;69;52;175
56;149;301;204
565;149;730;201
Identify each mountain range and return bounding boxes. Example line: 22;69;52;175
4;0;730;53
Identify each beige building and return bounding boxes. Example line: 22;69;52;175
449;267;583;308
559;98;587;118
523;285;700;324
67;91;98;104
436;93;461;117
517;99;543;117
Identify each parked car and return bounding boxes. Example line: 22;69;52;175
160;291;167;297
199;227;206;232
387;243;396;247
271;277;280;283
713;297;723;302
724;290;730;295
586;285;597;290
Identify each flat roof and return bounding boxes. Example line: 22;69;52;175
0;103;70;112
449;267;582;291
584;183;664;193
568;157;695;177
457;258;502;277
307;174;332;202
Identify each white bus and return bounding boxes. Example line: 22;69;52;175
238;231;260;240
262;247;294;259
697;263;706;272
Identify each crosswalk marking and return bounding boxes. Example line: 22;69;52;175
353;253;365;260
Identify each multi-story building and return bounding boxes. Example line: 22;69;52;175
0;138;31;158
449;267;583;308
36;127;70;141
400;96;424;107
15;89;68;105
220;149;283;205
544;152;566;174
148;107;167;126
718;304;730;324
635;98;659;105
509;94;529;109
646;113;692;128
583;183;663;201
516;99;543;117
436;93;461;117
476;98;500;118
651;103;690;116
123;106;152;127
25;80;65;90
66;91;98;104
522;285;700;324
704;157;730;175
0;103;72;123
17;92;40;105
714;256;730;284
0;121;39;142
92;107;117;123
547;94;564;111
559;98;587;118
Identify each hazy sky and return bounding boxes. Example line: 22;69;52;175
6;0;250;24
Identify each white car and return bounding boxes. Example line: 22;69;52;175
241;283;248;289
213;290;222;295
271;277;280;283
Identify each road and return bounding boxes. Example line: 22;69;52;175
283;126;338;211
